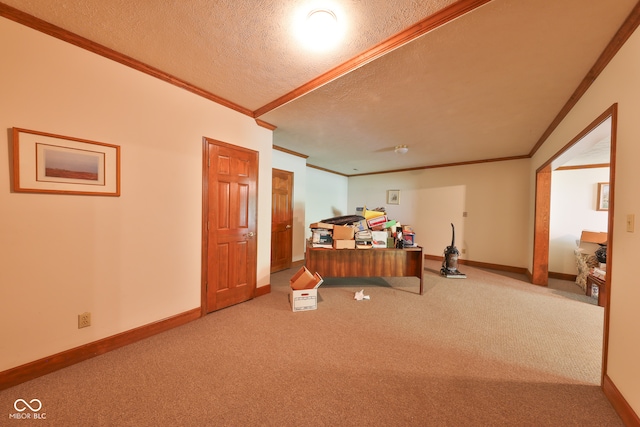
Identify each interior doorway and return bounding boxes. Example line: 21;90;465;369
533;105;615;285
532;104;617;384
271;168;293;273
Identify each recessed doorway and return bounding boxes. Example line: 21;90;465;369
532;104;617;384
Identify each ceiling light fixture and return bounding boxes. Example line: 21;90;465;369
298;8;341;51
394;145;409;154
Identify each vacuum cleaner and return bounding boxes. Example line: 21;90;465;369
440;223;466;278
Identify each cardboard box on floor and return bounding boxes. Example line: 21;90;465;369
578;230;607;255
289;266;324;312
290;266;323;290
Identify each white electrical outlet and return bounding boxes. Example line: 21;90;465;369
78;312;91;329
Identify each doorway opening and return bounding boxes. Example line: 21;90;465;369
532;103;617;384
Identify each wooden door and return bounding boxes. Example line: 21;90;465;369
271;169;293;273
203;138;258;312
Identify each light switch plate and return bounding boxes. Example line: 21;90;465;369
627;214;635;233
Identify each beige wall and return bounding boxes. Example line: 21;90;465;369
306;167;349;237
0;18;273;371
348;159;530;268
529;25;640;415
550;167;610;275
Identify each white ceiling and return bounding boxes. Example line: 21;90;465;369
554;117;612;168
2;0;636;174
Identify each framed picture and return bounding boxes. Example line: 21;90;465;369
596;182;609;211
387;189;400;205
12;128;120;196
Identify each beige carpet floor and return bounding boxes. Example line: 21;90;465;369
0;260;620;426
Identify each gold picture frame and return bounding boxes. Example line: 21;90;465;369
12;128;120;196
387;189;400;205
597;182;609;211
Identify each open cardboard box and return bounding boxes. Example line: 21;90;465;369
580;230;608;244
332;224;355;240
290;266;323;290
578;230;607;255
289;266;324;312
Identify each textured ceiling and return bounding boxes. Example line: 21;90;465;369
1;0;636;174
2;0;458;110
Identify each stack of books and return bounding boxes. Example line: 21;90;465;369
355;229;372;249
310;224;333;248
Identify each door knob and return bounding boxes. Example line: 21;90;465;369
285;225;292;229
247;231;255;238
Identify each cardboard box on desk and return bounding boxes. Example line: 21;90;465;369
309;222;334;230
403;232;416;247
356;240;373;249
353;219;369;232
332;225;355;240
333;239;356;249
371;230;388;248
367;215;388;229
578;230;607;255
289;266;324;312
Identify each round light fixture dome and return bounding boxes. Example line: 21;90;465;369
308;9;337;28
298;8;341;51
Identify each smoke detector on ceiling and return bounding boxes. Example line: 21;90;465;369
394;145;409;154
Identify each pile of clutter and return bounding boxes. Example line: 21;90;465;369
575;230;607;292
309;207;416;250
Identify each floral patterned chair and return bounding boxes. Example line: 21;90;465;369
575;248;599;292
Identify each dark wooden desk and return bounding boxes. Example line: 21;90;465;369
586;273;606;307
305;246;424;295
